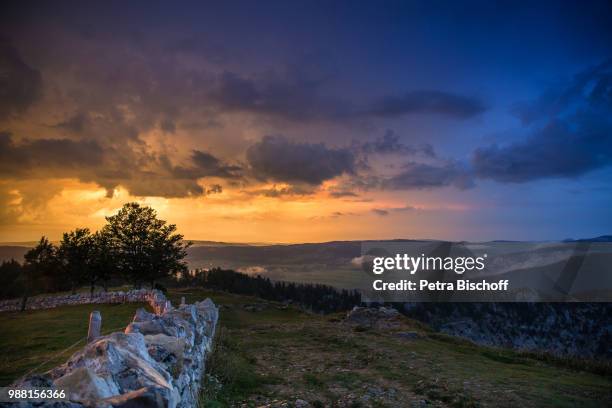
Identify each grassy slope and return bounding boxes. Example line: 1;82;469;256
0;289;609;407
0;302;149;386
165;289;612;408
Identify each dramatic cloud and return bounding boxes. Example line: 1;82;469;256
210;70;486;122
53;112;89;134
371;205;416;216
474;60;612;182
0;39;42;120
173;150;242;179
339;131;475;192
209;70;348;121
0;133;240;198
328;190;359;198
369;91;485;119
360;130;435;156
246;135;355;185
244;184;315;198
384;161;474;190
0;132;104;177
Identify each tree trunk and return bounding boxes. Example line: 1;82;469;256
21;271;30;312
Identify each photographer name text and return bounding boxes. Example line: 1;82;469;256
373;279;510;292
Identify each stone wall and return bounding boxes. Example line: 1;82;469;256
0;289;168;313
10;295;219;408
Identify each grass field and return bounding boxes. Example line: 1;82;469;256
166;288;612;408
0;302;149;386
1;289;611;407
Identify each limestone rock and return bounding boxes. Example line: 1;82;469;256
345;306;401;329
12;297;219;408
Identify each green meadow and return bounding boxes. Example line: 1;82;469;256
0;302;149;386
1;289;610;407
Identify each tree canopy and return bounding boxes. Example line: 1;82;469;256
1;203;191;299
105;203;190;287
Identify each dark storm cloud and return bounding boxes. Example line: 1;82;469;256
348;133;475;191
360;130;435;157
328;190;358;198
187;150;241;178
0;132;103;176
0;39;42;120
384;161;474;190
369;90;486;119
210;71;485;123
473;120;612;182
241;131;473;197
0;133;240;198
53;112;89;133
209;71;349;121
474;60;612;183
246;135;355;185
371;205;416;216
245;184;316;198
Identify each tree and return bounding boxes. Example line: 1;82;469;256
105;203;191;287
22;237;61;310
90;228;118;292
147;222;190;287
0;259;24;300
58;228;95;295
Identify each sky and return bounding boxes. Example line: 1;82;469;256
0;0;611;243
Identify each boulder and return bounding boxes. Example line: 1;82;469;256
47;331;177;407
54;366;115;402
346;306;401;329
99;387;167;408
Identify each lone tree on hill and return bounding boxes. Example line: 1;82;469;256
105;202;191;288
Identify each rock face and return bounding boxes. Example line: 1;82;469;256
403;302;612;359
345;306;401;329
12;297;218;408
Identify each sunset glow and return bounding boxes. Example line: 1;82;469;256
1;1;611;243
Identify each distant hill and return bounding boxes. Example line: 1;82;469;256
188;240;254;247
563;235;612;243
0;246;29;263
2;235;610;278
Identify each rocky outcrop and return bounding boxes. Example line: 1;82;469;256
0;289;168;313
10;297;218;408
345;306;402;330
402;302;612;359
